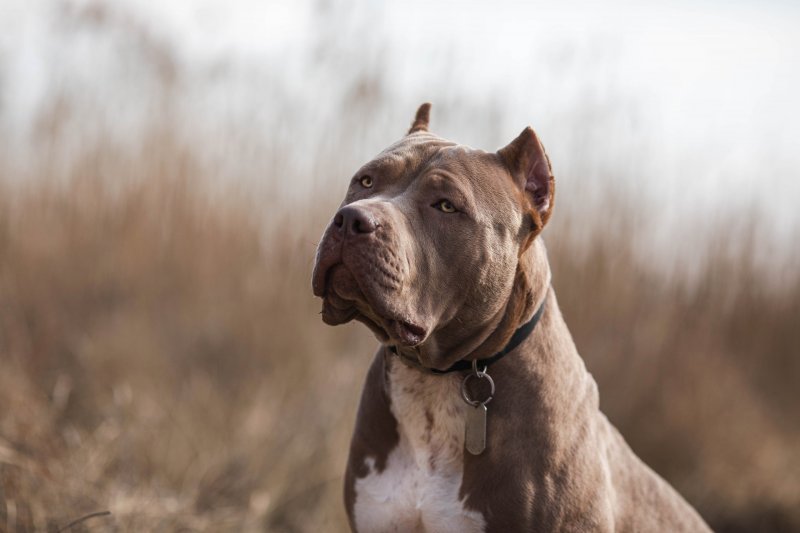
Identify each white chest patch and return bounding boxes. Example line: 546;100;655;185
353;358;487;533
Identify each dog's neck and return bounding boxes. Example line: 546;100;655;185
379;285;599;490
471;284;597;421
473;238;554;358
413;238;555;370
494;286;598;420
385;238;598;448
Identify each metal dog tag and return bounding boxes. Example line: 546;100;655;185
462;361;495;455
465;403;488;455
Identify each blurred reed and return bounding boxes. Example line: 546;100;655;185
0;2;798;532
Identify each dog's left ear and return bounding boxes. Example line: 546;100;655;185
498;127;555;231
408;103;432;134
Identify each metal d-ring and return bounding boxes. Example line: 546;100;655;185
461;361;495;407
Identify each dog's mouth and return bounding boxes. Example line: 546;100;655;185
317;263;427;347
355;311;428;347
386;319;427;346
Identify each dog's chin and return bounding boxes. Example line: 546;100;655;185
320;267;428;347
323;298;429;347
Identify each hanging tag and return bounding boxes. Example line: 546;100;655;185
465;403;488;455
461;361;495;456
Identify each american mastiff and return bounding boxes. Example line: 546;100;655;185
312;104;711;532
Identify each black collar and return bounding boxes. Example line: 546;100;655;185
388;296;547;375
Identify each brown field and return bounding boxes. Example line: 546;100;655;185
1;4;799;530
0;128;798;532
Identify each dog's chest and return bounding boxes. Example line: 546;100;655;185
353;359;486;533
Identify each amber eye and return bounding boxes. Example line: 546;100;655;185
434;199;457;213
360;176;373;188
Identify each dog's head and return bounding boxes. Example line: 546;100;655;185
312;104;555;370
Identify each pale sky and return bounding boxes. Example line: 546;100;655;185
1;0;798;250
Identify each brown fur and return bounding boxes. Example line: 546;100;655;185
408;102;432;133
313;104;711;532
343;352;398;530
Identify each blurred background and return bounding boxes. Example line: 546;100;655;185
0;0;798;531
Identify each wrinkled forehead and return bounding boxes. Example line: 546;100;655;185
364;133;519;208
366;133;457;173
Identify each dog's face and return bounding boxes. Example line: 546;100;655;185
312;104;554;370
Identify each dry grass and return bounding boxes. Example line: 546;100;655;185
0;5;798;526
0;141;367;531
0;131;797;532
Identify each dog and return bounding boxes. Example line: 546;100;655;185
312;104;711;532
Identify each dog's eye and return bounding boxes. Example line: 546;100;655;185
359;176;374;188
433;199;457;213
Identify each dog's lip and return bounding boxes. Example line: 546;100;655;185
323;294;427;347
354;312;391;342
352;306;427;347
312;258;338;297
320;297;358;326
387;319;427;347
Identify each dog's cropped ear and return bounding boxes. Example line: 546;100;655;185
408;103;432;134
498;127;555;231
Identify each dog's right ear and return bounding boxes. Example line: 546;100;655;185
408;103;432;134
497;127;555;234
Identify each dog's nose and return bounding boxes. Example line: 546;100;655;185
334;205;378;235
